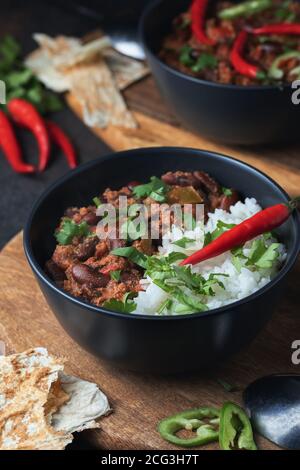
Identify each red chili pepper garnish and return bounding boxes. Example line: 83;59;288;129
180;198;300;266
8;98;50;172
0;110;35;174
230;30;262;79
191;0;215;46
252;23;300;36
46;120;77;169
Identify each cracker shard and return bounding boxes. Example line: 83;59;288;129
0;348;110;450
25;33;149;129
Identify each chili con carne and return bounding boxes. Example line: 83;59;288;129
219;402;257;450
8;98;50;172
158;407;220;447
0;110;35;174
191;0;215;46
181;198;299;266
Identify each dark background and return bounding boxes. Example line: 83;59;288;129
0;0;112;248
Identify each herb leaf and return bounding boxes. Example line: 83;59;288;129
55;218;90;245
172;237;195;248
111;246;148;269
179;45;194;66
222;187;233;196
132;176;169;202
110;270;122;282
191;53;218;72
204;220;236;246
103;294;137;314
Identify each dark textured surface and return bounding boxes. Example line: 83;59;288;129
0;0;111;248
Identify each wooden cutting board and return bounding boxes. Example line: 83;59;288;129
0;74;300;450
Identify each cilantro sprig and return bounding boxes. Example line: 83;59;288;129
55;218;90;245
132;176;169;202
103;292;137;314
179;45;218;73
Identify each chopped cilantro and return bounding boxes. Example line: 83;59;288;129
110;270;122;282
172;237;195;248
55;218;90;245
103;292;137;314
222;187;233;197
110;246;148;269
179;45;194;67
132;176;169;203
191;53;218;73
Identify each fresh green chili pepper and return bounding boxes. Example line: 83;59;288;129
269;51;300;80
158;407;220;448
219;402;257;450
218;0;272;20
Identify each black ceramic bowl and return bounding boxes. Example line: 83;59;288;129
140;0;300;145
24;148;300;374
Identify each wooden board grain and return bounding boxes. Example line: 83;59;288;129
0;232;299;450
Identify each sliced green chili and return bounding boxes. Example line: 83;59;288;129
218;0;272;20
269;51;300;80
158;407;220;448
219;402;257;450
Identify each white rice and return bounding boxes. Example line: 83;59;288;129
134;198;286;315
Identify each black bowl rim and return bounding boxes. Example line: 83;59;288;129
139;0;292;92
24;146;300;322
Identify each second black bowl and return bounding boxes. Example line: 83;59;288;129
24;148;300;374
140;0;300;145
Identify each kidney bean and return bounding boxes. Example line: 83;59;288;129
161;171;200;187
82;211;100;225
219;190;240;211
64;207;78;218
45;260;66;282
127;181;140;190
193;171;221;194
72;263;109;287
75;236;98;261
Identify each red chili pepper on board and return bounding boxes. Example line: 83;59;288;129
0;110;35;174
46;120;77;169
180;198;300;266
191;0;215;46
252;23;300;36
230;30;263;79
8;98;50;172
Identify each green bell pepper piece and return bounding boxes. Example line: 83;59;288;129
158;407;220;448
269;51;300;80
219;402;257;450
218;0;272;20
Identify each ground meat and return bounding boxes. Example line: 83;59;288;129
47;169;240;307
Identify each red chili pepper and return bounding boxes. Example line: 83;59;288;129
8;98;50;172
46;120;77;169
0;110;35;174
230;30;262;79
253;23;300;36
180;199;299;266
191;0;215;46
